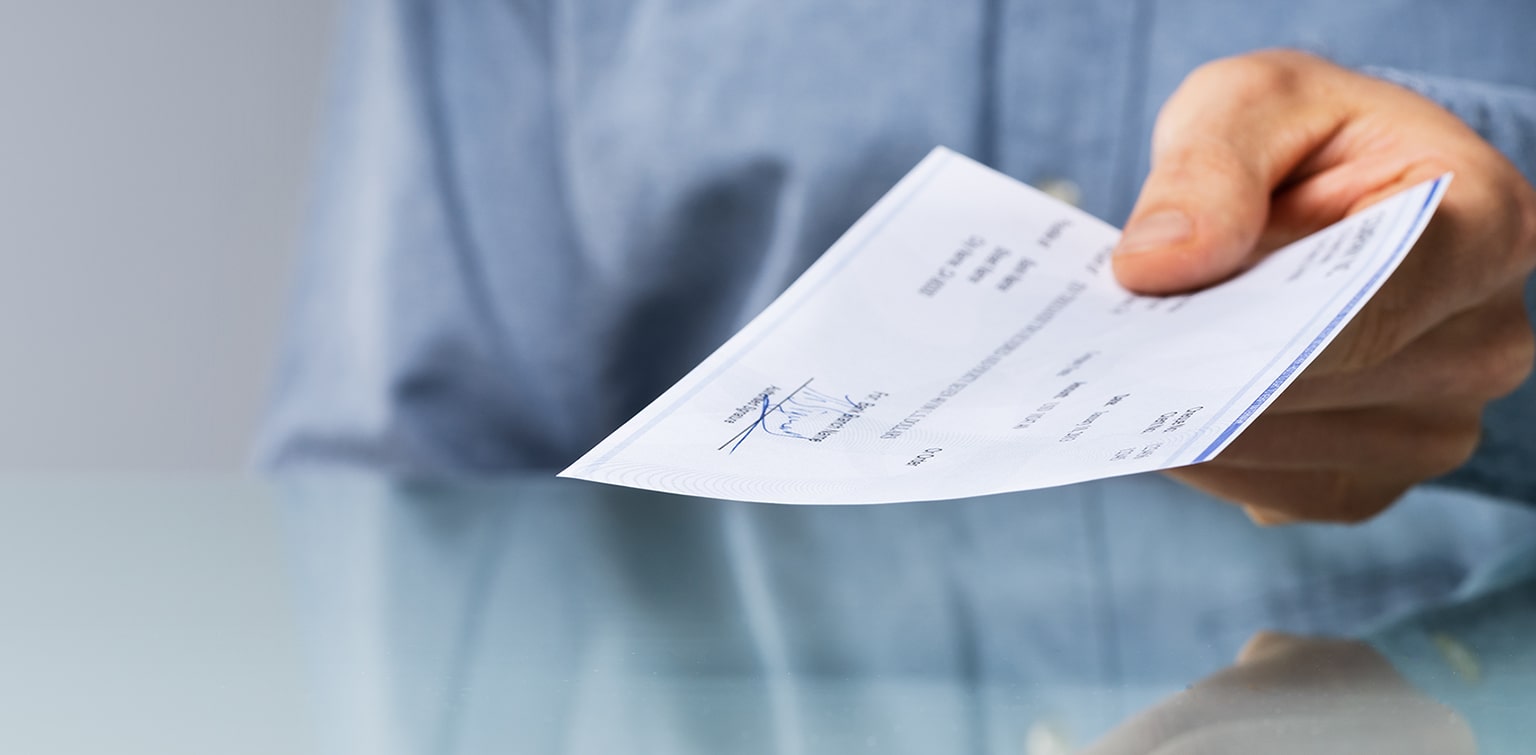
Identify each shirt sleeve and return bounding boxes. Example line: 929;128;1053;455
256;0;585;474
1368;68;1536;507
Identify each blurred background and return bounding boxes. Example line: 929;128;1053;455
0;4;339;751
0;0;339;473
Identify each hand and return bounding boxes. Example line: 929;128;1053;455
1114;50;1536;524
1080;631;1475;755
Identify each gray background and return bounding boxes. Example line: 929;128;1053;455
0;0;339;472
0;5;342;752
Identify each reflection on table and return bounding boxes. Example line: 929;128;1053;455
280;475;1536;754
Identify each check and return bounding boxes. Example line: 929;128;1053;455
561;148;1449;504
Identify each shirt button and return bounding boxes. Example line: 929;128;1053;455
1035;177;1082;207
1024;720;1073;755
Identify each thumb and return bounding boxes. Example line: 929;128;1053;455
1112;53;1347;294
1111;145;1271;294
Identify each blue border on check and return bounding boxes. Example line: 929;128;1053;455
1187;176;1449;464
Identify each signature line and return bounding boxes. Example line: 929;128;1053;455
717;378;816;453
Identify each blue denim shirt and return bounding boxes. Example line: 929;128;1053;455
258;0;1536;503
261;4;1536;748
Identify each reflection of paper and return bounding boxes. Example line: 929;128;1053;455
561;148;1449;504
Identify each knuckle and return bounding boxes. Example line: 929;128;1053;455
1451;299;1536;399
1476;168;1536;277
1315;471;1410;525
1517;184;1536;271
1158;139;1240;184
1445;324;1534;400
1427;420;1483;476
1188;51;1309;100
1480;178;1536;268
1484;321;1536;398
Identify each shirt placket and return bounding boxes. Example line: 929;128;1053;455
991;0;1154;224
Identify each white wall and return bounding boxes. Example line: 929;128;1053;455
0;1;338;471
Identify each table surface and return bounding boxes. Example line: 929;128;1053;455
1;475;1533;754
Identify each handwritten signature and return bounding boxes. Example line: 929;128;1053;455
720;380;872;453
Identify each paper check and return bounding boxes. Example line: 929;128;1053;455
561;148;1449;504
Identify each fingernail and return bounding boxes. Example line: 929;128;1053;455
1116;210;1192;256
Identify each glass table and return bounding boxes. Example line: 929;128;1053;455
2;475;1533;754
